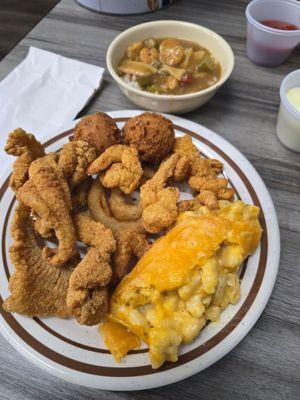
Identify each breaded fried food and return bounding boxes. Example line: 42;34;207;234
58;140;96;189
5;128;45;191
3;203;78;318
87;179;145;233
113;230;150;280
87;180;149;280
123;112;175;164
173;135;235;207
87;145;143;194
68;212;116;325
16;153;76;266
67;248;112;325
73;212;116;252
73;112;122;154
109;189;142;221
71;177;93;211
140;154;180;233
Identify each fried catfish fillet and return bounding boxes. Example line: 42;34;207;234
67;212;116;325
3;203;78;318
4;128;45;191
16;153;76;266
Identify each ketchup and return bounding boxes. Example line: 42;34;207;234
260;20;298;31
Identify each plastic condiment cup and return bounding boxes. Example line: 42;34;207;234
245;0;300;67
276;69;300;152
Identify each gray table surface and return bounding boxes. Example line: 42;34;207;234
0;0;299;399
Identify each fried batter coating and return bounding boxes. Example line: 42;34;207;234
71;177;93;211
67;248;112;325
73;212;116;253
87;180;149;280
68;212;116;325
73;112;122;154
173;134;199;157
87;179;145;234
87;145;143;194
113;230;150;280
140;154;180;233
123;112;175;164
5;128;45;191
109;189;142;221
3;203;78;318
16;153;76;266
58;140;96;189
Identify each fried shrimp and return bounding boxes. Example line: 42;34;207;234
87;145;143;194
140;154;180;233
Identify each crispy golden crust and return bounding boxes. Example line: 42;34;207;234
68;212;116;325
66;248;112;325
73;212;116;253
87;145;143;194
123;112;175;164
73;112;122;154
5;128;45;191
16;154;76;266
3;203;78;318
58;140;96;189
113;230;150;280
140;154;180;233
87;179;145;234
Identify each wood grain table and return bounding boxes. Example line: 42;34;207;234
0;0;299;399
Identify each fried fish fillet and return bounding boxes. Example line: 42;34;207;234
3;203;78;318
16;153;76;266
4;128;45;191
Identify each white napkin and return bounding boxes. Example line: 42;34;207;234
0;47;105;164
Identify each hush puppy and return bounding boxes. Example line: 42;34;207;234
74;112;121;154
123;112;175;164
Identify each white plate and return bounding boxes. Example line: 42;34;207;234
0;110;280;390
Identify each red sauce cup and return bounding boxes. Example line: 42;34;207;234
245;0;300;67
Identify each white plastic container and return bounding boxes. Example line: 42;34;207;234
76;0;176;14
276;70;300;152
245;0;300;67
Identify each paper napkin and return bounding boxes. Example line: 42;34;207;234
0;47;105;163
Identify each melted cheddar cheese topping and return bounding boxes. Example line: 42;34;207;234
104;201;262;368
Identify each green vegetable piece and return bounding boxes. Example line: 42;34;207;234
196;54;215;72
147;84;163;94
137;75;153;89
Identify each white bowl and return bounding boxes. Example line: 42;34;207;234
106;20;234;114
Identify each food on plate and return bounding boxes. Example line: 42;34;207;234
113;229;150;281
122;112;175;163
87;145;143;194
103;200;262;368
73;112;122;154
173;135;235;208
117;37;220;95
67;248;113;325
16;153;76;266
3;204;78;318
58;140;97;189
67;212;116;325
3;111;260;349
87;179;145;233
140;154;180;233
100;321;140;362
109;189;142;221
87;179;149;280
5;128;45;191
71;177;93;211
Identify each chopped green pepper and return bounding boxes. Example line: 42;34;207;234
196;54;215;72
136;75;153;89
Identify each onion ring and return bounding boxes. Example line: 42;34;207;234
109;189;142;222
